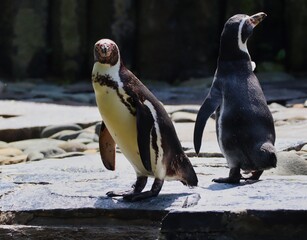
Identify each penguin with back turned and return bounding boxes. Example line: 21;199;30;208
194;12;277;183
92;39;198;201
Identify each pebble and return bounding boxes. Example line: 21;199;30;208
41;124;82;138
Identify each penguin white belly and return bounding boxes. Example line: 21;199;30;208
93;83;151;176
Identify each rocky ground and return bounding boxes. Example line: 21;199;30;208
0;74;307;239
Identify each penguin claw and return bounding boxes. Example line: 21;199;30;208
123;190;158;202
106;190;133;197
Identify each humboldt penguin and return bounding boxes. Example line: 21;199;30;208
194;13;277;183
92;39;198;201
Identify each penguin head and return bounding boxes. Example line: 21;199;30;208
219;12;267;61
94;39;120;66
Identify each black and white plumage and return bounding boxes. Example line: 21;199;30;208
194;13;277;183
92;39;197;201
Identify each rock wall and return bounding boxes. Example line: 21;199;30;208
0;0;306;82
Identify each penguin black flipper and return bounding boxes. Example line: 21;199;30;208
194;82;222;155
99;121;116;171
136;100;154;172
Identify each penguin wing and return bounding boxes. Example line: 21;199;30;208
136;100;154;172
99;121;116;171
194;84;222;155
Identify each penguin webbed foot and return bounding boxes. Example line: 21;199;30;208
212;167;241;184
106;176;148;198
241;170;263;181
123;178;164;202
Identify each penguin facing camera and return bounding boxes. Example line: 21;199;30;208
194;12;277;183
92;39;198;201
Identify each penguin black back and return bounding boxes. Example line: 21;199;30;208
194;13;277;184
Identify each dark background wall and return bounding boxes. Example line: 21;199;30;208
0;0;306;83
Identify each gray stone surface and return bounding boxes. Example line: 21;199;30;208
1;153;306;212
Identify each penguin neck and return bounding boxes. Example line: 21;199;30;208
93;60;126;83
217;41;254;71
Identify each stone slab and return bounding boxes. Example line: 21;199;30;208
1;153;307;239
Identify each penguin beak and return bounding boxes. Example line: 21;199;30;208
249;12;267;28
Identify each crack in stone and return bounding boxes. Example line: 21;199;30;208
50;191;103;199
13;182;51;185
0;190;16;200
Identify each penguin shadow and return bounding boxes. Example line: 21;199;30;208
206;179;261;191
94;192;196;209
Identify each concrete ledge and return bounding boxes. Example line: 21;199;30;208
160;210;307;240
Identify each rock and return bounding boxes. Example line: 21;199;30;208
50;130;81;141
71;138;93;145
265;151;307;176
0;148;23;157
0;154;28;165
268;102;286;111
86;142;99;150
0;141;8;149
77;132;99;142
8;139;65;151
301;144;307;152
58;142;88;152
41;124;82;138
48;152;85;159
0;101;100;142
26;151;44;162
95;122;102;136
171;112;196;123
39;147;66;158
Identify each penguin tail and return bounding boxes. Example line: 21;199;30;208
255;142;277;169
177;154;198;187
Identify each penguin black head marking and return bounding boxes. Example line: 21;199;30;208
219;12;267;61
94;39;119;66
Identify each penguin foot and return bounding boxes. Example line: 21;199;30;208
106;176;148;198
123;178;164;202
212;167;241;184
106;190;134;197
212;177;241;184
242;170;263;181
